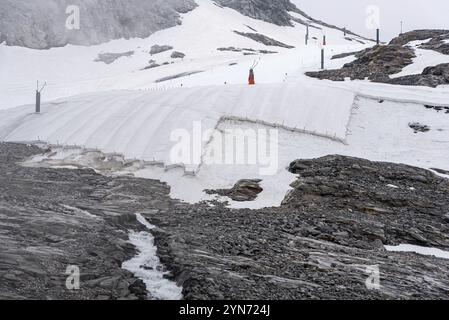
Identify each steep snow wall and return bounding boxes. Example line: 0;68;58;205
0;0;196;49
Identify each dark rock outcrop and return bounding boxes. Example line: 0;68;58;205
234;31;295;48
170;51;186;59
408;122;430;133
307;30;449;87
307;45;416;82
205;179;263;202
388;63;449;88
420;35;449;55
390;30;449;47
150;45;174;55
216;0;300;26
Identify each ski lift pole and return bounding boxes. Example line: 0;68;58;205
35;90;41;114
305;24;309;45
35;80;46;113
321;48;325;70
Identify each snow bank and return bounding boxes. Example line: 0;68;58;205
385;244;449;260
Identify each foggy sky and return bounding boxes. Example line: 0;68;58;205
291;0;449;41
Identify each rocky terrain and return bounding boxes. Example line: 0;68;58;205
215;0;371;42
308;44;416;82
205;179;263;202
0;0;197;49
2;143;449;300
148;156;449;299
215;0;299;26
307;30;449;87
0;142;171;300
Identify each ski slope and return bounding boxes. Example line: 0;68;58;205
0;82;355;172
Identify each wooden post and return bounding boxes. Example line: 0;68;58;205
376;29;380;45
323;35;326;46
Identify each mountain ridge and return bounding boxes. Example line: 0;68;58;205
0;0;369;49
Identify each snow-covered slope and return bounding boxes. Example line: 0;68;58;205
0;0;370;110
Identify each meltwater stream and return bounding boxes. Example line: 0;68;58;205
122;213;183;300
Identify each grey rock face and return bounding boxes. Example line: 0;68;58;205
408;122;430;133
307;44;416;82
150;45;174;55
216;0;298;26
142;63;161;70
388;63;449;88
390;30;449;47
0;0;196;49
170;51;186;59
420;35;449;55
